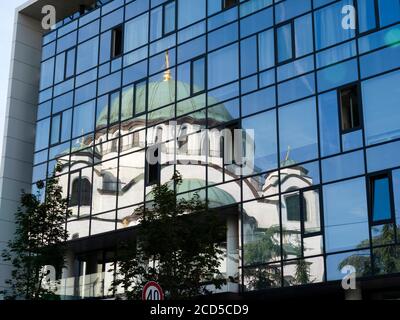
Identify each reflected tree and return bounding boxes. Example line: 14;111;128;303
111;171;227;300
339;225;400;276
1;164;71;300
244;227;311;289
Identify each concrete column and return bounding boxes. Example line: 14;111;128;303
0;11;42;291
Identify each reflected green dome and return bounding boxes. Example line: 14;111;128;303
96;79;233;128
146;178;236;208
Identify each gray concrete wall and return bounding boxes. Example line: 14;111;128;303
0;11;42;292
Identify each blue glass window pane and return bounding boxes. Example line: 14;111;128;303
72;100;95;138
367;140;400;173
150;7;163;41
101;8;124;32
324;178;369;253
318;91;341;157
242;110;278;174
317;59;358;92
392;170;400;229
192;58;205;94
178;0;205;28
360;45;400;79
240;0;271;17
125;0;149;20
358;0;377;33
35;118;50;151
208;44;239;89
50;115;61;145
258;29;275;70
240;8;273;38
277;23;292;63
316;40;357;68
242;86;275;117
57;31;77;53
294;14;313;57
78;20;100;43
240;36;257;77
279;97;318;164
327;250;371;281
208;23;238;51
76;37;99;73
124;13;149;52
65;49;76;79
378;0;400;27
40;58;54;90
55;53;66;84
278;74;315;105
164;2;176;34
207;0;221;15
372;177;392;222
61;109;72;142
275;0;311;24
342;130;363;152
322;150;365;183
362;70;400;146
314;0;355;50
74;82;97;105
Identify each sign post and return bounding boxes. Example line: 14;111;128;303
142;281;164;301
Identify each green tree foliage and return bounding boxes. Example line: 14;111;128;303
244;228;311;289
111;172;227;300
339;225;400;276
1;165;71;300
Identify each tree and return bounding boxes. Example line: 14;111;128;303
1;164;71;300
111;171;227;300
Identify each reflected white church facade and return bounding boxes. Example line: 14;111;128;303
52;63;323;298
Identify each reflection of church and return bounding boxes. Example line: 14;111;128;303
55;54;323;298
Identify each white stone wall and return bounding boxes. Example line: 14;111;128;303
0;10;42;292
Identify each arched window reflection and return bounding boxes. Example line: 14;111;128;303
178;125;188;153
70;179;80;207
286;193;307;222
70;177;91;206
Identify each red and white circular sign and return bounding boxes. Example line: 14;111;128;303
142;281;164;301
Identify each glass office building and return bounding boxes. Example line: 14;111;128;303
3;0;400;299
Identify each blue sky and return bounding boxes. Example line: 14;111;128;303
0;1;29;162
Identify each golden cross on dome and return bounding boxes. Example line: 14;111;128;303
285;145;291;162
163;50;172;82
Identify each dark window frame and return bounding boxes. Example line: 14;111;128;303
337;83;363;134
368;171;395;226
222;0;239;11
69;171;92;212
162;0;176;37
50;112;62;146
133;78;148;117
275;20;296;66
190;55;206;96
356;0;382;36
284;186;322;238
111;24;124;59
145;145;161;187
64;47;76;80
108;89;122;127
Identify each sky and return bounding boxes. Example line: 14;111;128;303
0;1;29;163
